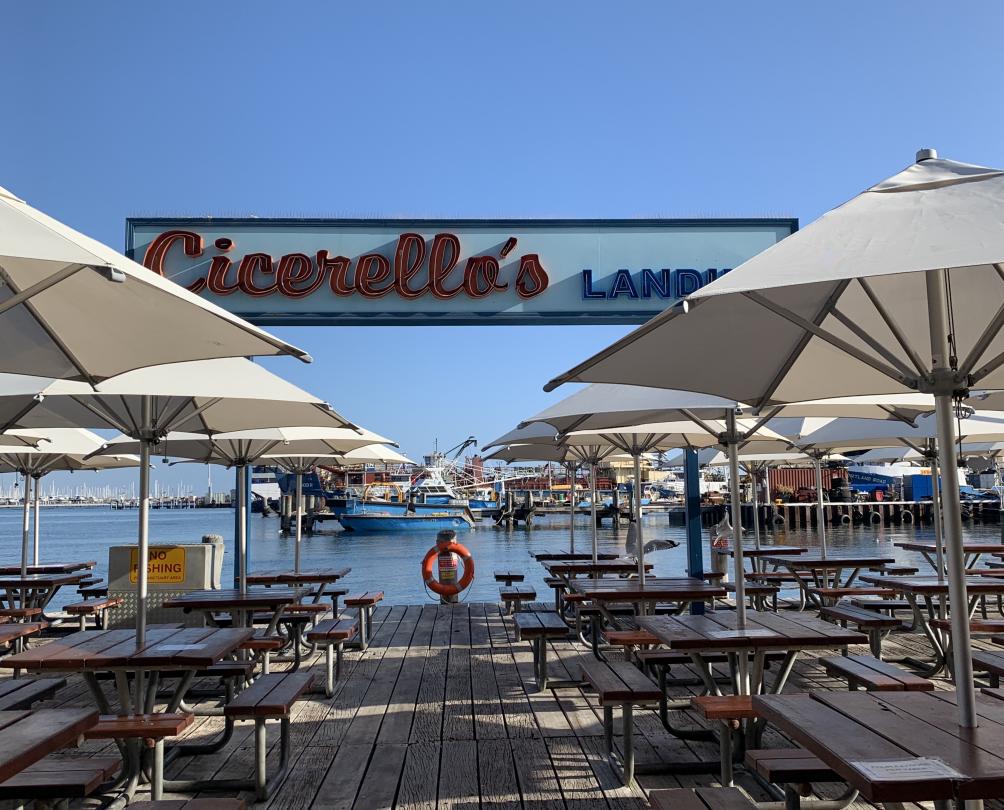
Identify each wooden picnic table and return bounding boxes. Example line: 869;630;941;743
859;573;1004;675
162;587;309;635
758;554;896;607
753;690;1004;803
245;567;350;586
0;572;87;619
896;541;1004;571
0;707;99;783
0;561;96;575
532;549;619;561
713;545;807;573
639;609;866;695
543;559;653;577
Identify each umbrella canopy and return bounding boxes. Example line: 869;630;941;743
330;445;415;465
0;427;139;572
0;359;353;435
852;443;1004;464
93;424;393;585
546;150;1004;726
0;185;310;382
797;412;1004;453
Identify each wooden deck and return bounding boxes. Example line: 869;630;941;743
12;602;997;809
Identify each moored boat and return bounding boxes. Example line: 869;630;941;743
338;510;475;533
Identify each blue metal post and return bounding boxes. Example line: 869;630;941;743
684;449;704;615
233;466;251;587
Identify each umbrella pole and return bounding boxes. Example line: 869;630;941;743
19;473;31;575
568;462;576;554
749;465;761;551
725;412;747;628
590;463;599;564
813;454;828;559
237;464;248;596
927;268;976;728
633;453;645;587
32;475;40;566
928;442;946;621
295;471;303;574
136;396;152;652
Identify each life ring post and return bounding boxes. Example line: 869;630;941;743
422;529;475;604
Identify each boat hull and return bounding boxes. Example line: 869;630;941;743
338;513;474;533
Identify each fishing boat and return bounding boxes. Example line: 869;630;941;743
338;509;475;533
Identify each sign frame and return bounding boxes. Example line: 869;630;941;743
126;217;798;327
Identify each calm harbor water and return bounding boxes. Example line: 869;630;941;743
2;506;1001;609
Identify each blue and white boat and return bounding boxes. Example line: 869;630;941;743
338;509;475;533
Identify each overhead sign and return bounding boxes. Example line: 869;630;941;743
126;218;796;326
130;546;186;584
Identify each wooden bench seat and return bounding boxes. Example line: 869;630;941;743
305;618;358;696
0;755;121;800
0;676;65;710
78;582;109;598
344;591;383;649
747;571;813;583
691;694;756;721
972;649;1004;687
931;617;1004;634
849;597;911;612
0;607;43;620
603;629;659;658
514;611;569;691
871;563;920;576
494;570;525;584
820;603;902;658
746;748;841;784
0;621;45;655
239;632;284;674
724;581;779;610
650;787;756;810
64;595;124;629
580;658;660;785
217;672;313;801
499;585;536;613
821;654;934;691
810;586;896;603
130;801;245;810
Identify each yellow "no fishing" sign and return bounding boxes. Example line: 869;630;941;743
129;547;186;584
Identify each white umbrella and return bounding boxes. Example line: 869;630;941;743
0;359;354;653
0;428;139;573
547;150;1004;727
95;426;393;588
852;443;1004;464
330;445;415;465
0;185;310;381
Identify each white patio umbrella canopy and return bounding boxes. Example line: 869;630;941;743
0;428;138;573
94;425;393;588
0;185;310;381
547;150;1004;728
0;359;355;657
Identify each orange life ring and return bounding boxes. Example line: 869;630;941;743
422;541;475;596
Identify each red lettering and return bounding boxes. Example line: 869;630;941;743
237;253;278;296
356;254;394;297
276;253;323;298
318;251;354;296
206;255;240;295
142;230;207;293
463;256;508;298
515;254;549;299
428;233;463;298
393;233;428;299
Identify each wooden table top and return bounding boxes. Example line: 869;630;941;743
753;690;1004;802
760;554;896;569
859;574;1004;594
0;561;96;575
0;708;99;783
544;559;653;576
639;609;866;651
0;626;253;671
245;567;351;585
0;623;44;645
532;550;619;561
896;542;1004;553
0;572;85;588
162;587;309;610
569;577;726;601
713;546;808;558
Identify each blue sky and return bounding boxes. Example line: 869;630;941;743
4;1;1004;493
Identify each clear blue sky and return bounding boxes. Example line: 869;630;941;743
4;1;1004;493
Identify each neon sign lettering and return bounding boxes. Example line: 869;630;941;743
143;230;551;301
